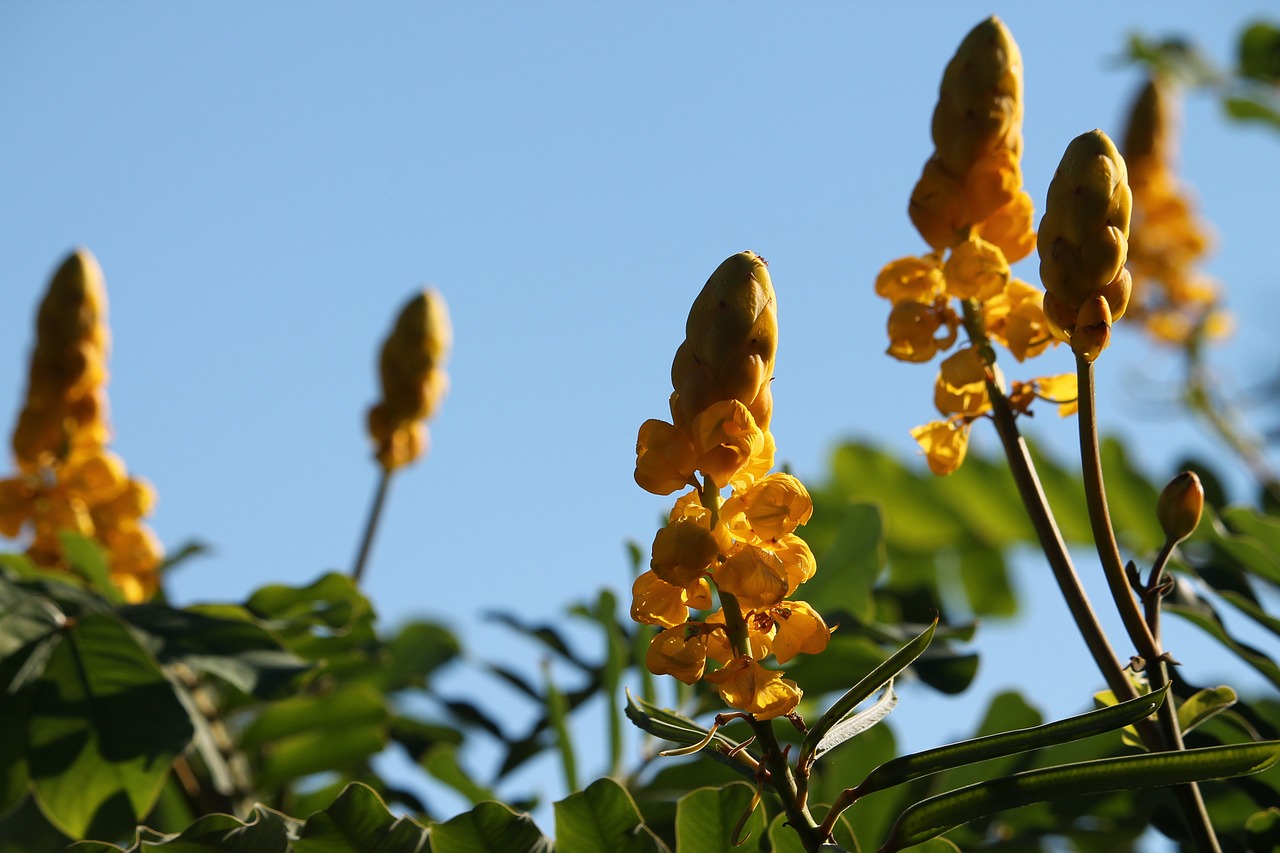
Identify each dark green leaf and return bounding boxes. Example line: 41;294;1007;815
28;612;193;840
674;783;766;853
1239;22;1280;82
295;782;428;853
120;603;310;699
554;777;667;853
429;802;551;853
241;684;388;749
806;501;885;623
801;620;935;768
881;741;1280;850
379;620;461;691
854;686;1168;798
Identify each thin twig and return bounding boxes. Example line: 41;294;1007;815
352;468;392;585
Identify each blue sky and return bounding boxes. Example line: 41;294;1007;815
3;0;1279;821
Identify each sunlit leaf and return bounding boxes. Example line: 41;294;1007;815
554;777;667;853
295;782;428;853
430;802;551;853
1179;686;1238;736
675;783;767;853
814;682;898;761
27;613;193;840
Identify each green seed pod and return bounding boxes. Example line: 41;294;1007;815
671;252;777;430
1157;471;1204;544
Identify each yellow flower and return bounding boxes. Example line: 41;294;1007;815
691;400;764;488
975;190;1037;264
769;600;832;664
875;255;945;304
368;288;452;472
943;236;1010;302
704;608;775;665
934;347;991;417
738;473;814;541
1034;374;1079;417
631;570;696;628
634;419;697;496
705;657;803;719
650;518;719;587
646;624;709;685
714;542;788;611
984;280;1054;362
885;298;960;364
911;419;971;476
773;534;816;594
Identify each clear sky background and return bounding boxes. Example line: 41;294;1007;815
3;0;1279;829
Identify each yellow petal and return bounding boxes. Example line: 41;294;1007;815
705;657;802;719
910;420;971;476
646;624;709;684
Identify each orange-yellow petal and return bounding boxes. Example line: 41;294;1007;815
705;657;802;719
646;624;709;684
910;420;971;476
635;419;697;496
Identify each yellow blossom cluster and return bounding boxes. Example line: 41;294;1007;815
1121;77;1230;346
877;18;1069;476
633;252;830;720
367;289;451;472
0;249;163;602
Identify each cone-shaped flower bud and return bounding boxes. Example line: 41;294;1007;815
368;288;451;471
1037;130;1133;361
671;252;776;431
12;249;111;470
1157;471;1204;545
910;17;1031;253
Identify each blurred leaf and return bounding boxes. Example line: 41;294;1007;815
881;741;1280;851
246;573;377;668
422;742;495;806
1195;506;1280;585
1098;438;1163;553
1179;686;1238;735
1239;21;1280;82
0;795;71;853
379;620;461;691
485;612;589;672
155;540;211;577
544;663;578;792
430;801;551;853
1122;33;1223;86
801;620;935;767
295;782;428;853
854;687;1167;799
27;612;193;840
388;714;464;764
784;634;887;696
554;777;667;853
675;783;767;853
1247;807;1280;850
120;603;310;699
241;684;388;749
958;547;1015;618
1165;581;1280;689
58;532;121;603
913;646;979;696
806;501;884;622
71;804;297;852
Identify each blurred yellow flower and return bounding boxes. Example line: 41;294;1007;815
943;236;1010;302
911;419;972;476
934;347;992;418
875;255;945;304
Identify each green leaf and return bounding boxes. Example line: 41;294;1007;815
881;741;1280;850
800;620;935;767
58;533;122;603
554;777;667;853
1240;22;1280;81
957;547;1015;618
623;692;753;779
1178;686;1237;735
675;783;767;853
378;619;461;691
1246;807;1280;851
120;603;310;699
814;682;898;761
27;612;193;840
240;683;388;749
246;573;377;668
430;802;551;853
853;686;1168;798
1165;586;1280;689
295;782;429;853
807;501;885;622
72;804;298;852
422;742;496;806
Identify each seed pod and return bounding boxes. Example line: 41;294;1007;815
670;252;777;430
910;16;1028;251
1037;130;1133;361
368;288;452;471
1157;471;1204;544
12;249;112;470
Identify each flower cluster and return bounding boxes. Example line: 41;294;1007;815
1121;77;1230;346
367;289;452;471
877;17;1074;476
632;252;830;720
0;249;163;602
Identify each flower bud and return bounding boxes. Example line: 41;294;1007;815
1157;471;1204;544
671;252;777;431
1037;130;1133;361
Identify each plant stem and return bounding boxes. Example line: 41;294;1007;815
352;468;392;585
958;302;1151;726
1076;353;1220;853
749;718;827;851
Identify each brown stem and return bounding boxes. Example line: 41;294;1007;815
749;718;827;851
352;468;392;585
1077;353;1220;853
